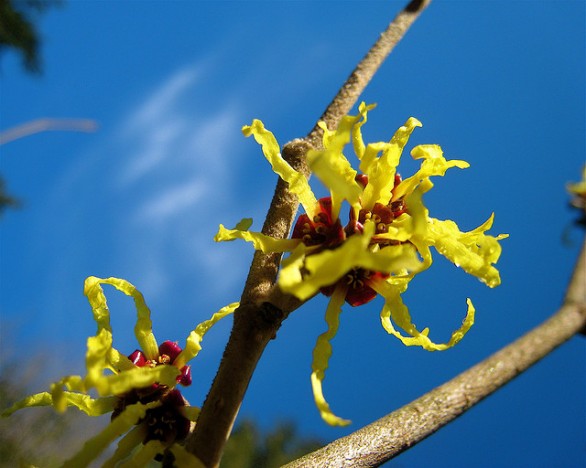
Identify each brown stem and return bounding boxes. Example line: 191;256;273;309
186;1;432;466
284;237;586;467
307;0;432;148
0;118;97;144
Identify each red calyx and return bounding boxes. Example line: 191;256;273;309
158;340;182;364
321;269;390;307
128;350;147;367
178;365;192;386
292;197;345;248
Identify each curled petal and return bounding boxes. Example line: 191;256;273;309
84;328;133;391
360;117;422;210
393;144;469;201
351;102;377;160
84;276;114;333
51;375;85;413
62;401;160;468
428;215;507;288
85;277;159;361
1;392;54;417
174;302;239;369
307;144;362;220
85;328;113;390
243;119;317;215
215;222;300;253
373;280;475;351
310;284;351;426
64;393;117;416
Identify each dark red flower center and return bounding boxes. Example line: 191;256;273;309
128;340;191;386
111;341;194;448
292;197;345;249
291;174;408;307
112;386;191;446
321;269;389;307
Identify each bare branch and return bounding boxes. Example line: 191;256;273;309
307;0;432;147
284;237;586;467
186;1;432;466
0;118;98;145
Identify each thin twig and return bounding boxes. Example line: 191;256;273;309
186;1;431;466
0;118;98;145
284;237;586;467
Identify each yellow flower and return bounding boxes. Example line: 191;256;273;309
2;276;237;466
216;103;507;425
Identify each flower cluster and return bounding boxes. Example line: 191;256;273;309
2;276;237;466
216;103;507;425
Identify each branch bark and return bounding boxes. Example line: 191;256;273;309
0;118;97;144
186;1;431;466
284;237;586;467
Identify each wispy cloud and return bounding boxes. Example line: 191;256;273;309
135;176;207;221
117;66;200;186
107;63;248;300
43;61;250;309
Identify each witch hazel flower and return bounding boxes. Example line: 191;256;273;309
216;103;507;425
2;276;237;466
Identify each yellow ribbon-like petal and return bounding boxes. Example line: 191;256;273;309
0;391;109;418
373;279;475;351
307;144;362;220
215;223;300;253
174;301;239;369
393;144;469;201
351;102;377;160
84;328;113;391
85;277;159;361
278;223;371;300
310;283;351;426
98;365;180;397
51;375;85;413
1;392;54;417
119;439;164;467
62;401;160;468
360;117;422;210
427;215;507;288
243;120;317;215
279;222;420;301
60;392;116;416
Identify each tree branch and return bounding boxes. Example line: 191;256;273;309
0;118;97;145
186;1;432;466
284;237;586;467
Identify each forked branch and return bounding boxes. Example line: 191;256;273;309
186;1;432;466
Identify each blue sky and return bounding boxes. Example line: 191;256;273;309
1;1;584;466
